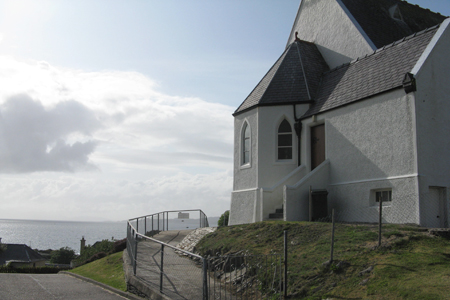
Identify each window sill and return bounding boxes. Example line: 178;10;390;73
240;163;252;170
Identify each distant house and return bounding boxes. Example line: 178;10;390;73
229;0;450;228
0;243;46;268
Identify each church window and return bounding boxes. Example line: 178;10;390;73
278;119;292;160
242;122;250;165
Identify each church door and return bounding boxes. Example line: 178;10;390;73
311;124;325;170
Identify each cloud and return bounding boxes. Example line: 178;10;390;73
0;94;100;172
0;56;234;174
0;56;234;220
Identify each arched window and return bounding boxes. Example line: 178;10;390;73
278;119;292;160
242;122;250;165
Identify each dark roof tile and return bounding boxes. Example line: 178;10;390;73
341;0;446;48
301;26;438;119
234;40;329;115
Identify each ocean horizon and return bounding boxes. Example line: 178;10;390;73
0;217;219;253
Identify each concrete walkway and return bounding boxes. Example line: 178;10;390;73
125;230;205;300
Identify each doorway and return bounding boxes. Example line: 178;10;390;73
311;124;325;170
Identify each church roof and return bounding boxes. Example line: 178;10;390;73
340;0;446;48
301;25;439;119
233;40;329;116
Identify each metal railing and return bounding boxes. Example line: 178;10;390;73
126;210;283;299
128;209;209;236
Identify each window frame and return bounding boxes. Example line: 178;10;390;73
277;119;293;161
241;121;251;167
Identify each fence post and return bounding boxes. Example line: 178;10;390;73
160;244;164;293
202;258;209;300
378;197;383;247
144;217;147;236
133;233;138;275
284;230;288;299
330;209;335;263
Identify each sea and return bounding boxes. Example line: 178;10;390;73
0;217;219;254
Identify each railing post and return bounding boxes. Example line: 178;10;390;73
158;214;160;232
136;218;139;233
152;215;154;235
144;216;147;236
133;233;138;275
160;244;164;293
202;258;209;300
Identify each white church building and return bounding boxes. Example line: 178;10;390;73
229;0;450;228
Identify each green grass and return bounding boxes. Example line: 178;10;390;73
195;221;450;299
69;251;126;292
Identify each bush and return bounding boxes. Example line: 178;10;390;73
113;238;127;253
218;210;230;227
50;247;77;264
85;252;108;264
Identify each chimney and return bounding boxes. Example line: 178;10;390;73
80;236;86;254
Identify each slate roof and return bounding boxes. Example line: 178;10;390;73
301;25;439;119
341;0;446;48
234;40;329;116
0;244;45;265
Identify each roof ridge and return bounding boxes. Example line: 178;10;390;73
324;23;441;74
400;0;448;18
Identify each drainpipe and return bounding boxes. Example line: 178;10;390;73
293;105;302;167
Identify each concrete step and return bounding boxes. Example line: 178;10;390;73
269;213;283;219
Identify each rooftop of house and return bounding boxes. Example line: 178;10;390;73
340;0;447;49
234;0;447;117
234;39;329;115
0;243;45;265
301;24;439;119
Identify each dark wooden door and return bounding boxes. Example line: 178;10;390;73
311;124;325;170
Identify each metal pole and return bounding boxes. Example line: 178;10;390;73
284;230;288;299
152;215;154;235
160;244;164;293
133;233;138;275
330;209;335;263
378;197;383;247
136;218;139;233
202;258;209;300
144;216;147;236
158;213;160;232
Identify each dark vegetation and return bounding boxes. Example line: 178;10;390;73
74;238;126;266
218;210;230;227
50;247;77;264
0;265;68;273
195;221;450;299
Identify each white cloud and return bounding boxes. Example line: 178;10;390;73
0;56;234;220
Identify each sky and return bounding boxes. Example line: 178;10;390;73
0;0;449;222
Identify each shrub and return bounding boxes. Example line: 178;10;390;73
50;247;77;264
113;238;127;253
218;210;230;227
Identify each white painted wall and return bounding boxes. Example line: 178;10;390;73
285;159;330;221
287;0;375;68
297;89;420;224
412;19;450;227
230;104;310;225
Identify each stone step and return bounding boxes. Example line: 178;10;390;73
269;213;283;219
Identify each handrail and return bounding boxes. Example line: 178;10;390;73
128;221;203;259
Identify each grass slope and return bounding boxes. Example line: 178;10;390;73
69;251;126;292
195;221;450;299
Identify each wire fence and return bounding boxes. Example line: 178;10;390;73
126;216;284;300
129;209;209;237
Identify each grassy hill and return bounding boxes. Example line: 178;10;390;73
195;221;450;299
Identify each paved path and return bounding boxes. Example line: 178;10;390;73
134;230;205;300
0;273;130;300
